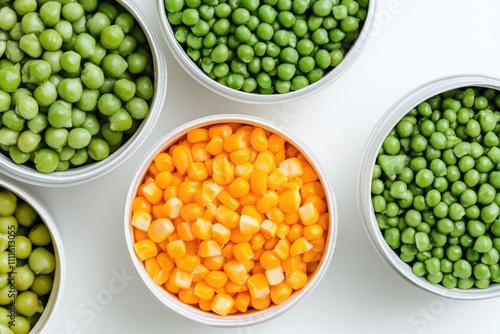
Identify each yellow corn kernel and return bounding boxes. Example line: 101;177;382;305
286;270;308;290
233;242;254;263
226;280;249;294
279;189;301;214
203;203;217;222
169;267;193;289
234;291;251;312
251;261;266;275
298;202;320;225
164;280;181;294
223;260;248;285
134;227;148;242
279;158;303;178
191;142;211;162
265;266;284;286
147;218;175;243
290;237;313;256
192;217;213;240
212;223;231;245
274;148;286;164
187;128;209;143
248;232;265;251
310;234;326;252
203;255;226;271
287;223;303;243
281;255;302;274
163;185;178;201
267;134;285;153
260;220;277;239
211;293;235;316
205;270;228;288
177;180;201;204
251;294;271;310
284;212;299;225
215;205;240;229
239;192;259;206
187;161;208;181
154;152;175;173
175;254;201;272
259;249;281;270
250;127;268;152
229;148;251;165
278;177;303;193
234;162;254;180
152;270;169;286
193;281;215;301
212;155;235;185
270;282;292;305
195;180;223;207
229;227;252;243
273;238;290;261
208;124;233;138
221;242;235;261
223;131;248;152
142;182;163;205
134;239;158;261
216;190;240;211
304;195;328;214
205;135;224;155
172;145;193;175
145;257;161;279
256;190;280;214
167;239;186;258
267;168;288;190
198;298;213;311
185;239;199;255
227;179;250;201
264;236;279;250
266;207;284;224
249;169;268;196
301;163;319;182
131;210;152;232
155;170;172;190
157;252;175;272
303;224;324;241
239;215;261;236
318;212;330;231
302;249;320;263
180;203;204;222
177;222;196;241
253;151;275;175
198;239;221;257
192;263;210;282
178;287;200;305
247;273;270;299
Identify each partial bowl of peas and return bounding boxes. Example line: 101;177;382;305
0;178;65;333
0;0;166;186
158;0;374;103
124;114;337;325
358;74;500;299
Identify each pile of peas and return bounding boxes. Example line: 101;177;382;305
371;87;500;290
164;0;368;94
0;187;57;334
0;0;155;173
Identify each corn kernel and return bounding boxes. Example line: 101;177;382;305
147;218;175;243
131;210;152;232
211;293;235;316
198;239;221;257
192;217;213;240
256;190;280;214
215;205;240;229
273;239;290;261
286;270;307;290
298;202;320;225
194;281;215;301
212;156;235;185
134;239;158;261
172;145;193;175
169;267;193;289
234;291;251;312
239;215;261;236
247;273;270;299
260;220;278;239
205;270;228;288
175;254;202;272
279;189;301;214
290;237;313;256
270;282;292;305
250;169;268;196
167;239;186;258
265;266;284;286
217;190;240;211
223;260;248;285
250;127;268;152
177;180;201;204
233;242;254;263
234;162;254;180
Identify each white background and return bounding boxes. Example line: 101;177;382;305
4;0;500;333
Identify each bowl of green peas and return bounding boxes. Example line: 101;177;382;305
0;0;167;186
0;178;65;333
158;0;374;103
358;74;500;299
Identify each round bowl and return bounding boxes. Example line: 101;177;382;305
0;178;65;333
158;0;375;104
358;74;500;300
124;114;337;325
0;0;167;187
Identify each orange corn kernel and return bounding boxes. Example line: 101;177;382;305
234;291;251;312
192;263;210;282
247;273;270;299
250;127;268;152
170;267;193;289
304;195;328;214
249;169;268;195
155;171;172;190
177;180;201;204
132;197;151;213
203;255;226;271
282;255;303;274
191;143;211;163
251;261;266;275
298;202;320;225
260;220;277;239
198;239;221;257
223;131;248;152
185;239;200;255
286;270;308;290
318;213;329;231
228;178;250;198
134;239;158;261
192;217;213;240
152;202;167;219
187;128;209;143
216;190;240;211
276;223;291;239
260;250;281;270
175;254;201;272
250;232;266;251
164;280;181;294
302;249;320;263
256;190;280;214
251;295;271;310
142;182;163;205
264;236;279;250
229;148;251;165
239;192;259;206
212;156;235;185
163;185;178;201
223;260;248;285
170;172;184;187
233;242;254;263
290;237;313;256
286;224;303;243
267;134;286;153
198;298;213;311
273;239;290;261
279;189;301;214
229;227;252;244
226;280;249;294
157;252;175;272
220;242;234;259
303;224;324;241
131;210;152;232
154;152;175;172
194;281;215;301
205;135;224;156
310;234;326;252
265;266;284;286
203;203;217;222
167;239;187;258
177;222;196;241
134;227;149;242
274;148;286;164
187;162;208;181
196;180;223;207
149;159;160;176
301;163;319;183
205;270;228;288
145;257;161;278
270;282;292;305
253;151;275;175
138;177;154;197
172;145;193;175
285;144;300;158
239;215;261;236
211;293;235;316
179;287;200;305
283;212;299;225
267;168;288;190
148;218;175;243
266;207;284;224
215;205;240;229
279;158;303;178
234;162;254;180
208;124;233;139
181;203;204;222
212;223;231;245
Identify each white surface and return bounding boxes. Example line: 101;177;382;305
4;0;500;333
